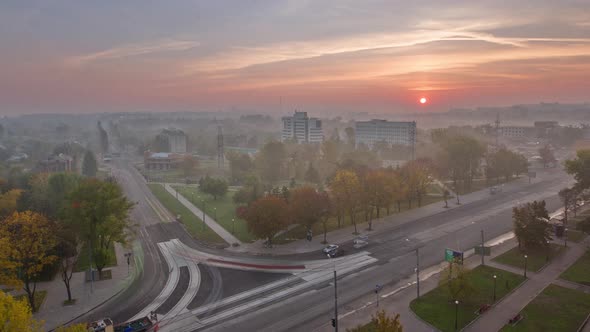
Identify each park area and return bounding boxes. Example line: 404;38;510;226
410;265;525;332
148;184;225;245
493;243;565;273
500;284;590;331
560;250;590;286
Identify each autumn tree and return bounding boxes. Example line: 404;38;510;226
513;201;552;250
255;141;286;184
97;121;109;154
304;162;320;184
439;261;475;302
0;211;57;311
559;187;576;227
317;191;332;244
244;195;290;247
63;179;134;275
330;170;361;234
226;151;254;184
82;150;98;177
538;145;556;168
289;186;325;234
401;158;434;207
0;292;43;332
0;189;22;218
182;155;199;177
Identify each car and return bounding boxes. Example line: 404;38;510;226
353;240;368;249
327;248;344;258
322;244;339;254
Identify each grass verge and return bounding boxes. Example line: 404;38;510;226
410;265;525;332
500;284;590;331
148;184;226;245
493;243;565;273
560;250;590;286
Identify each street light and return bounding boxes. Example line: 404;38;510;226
214;207;217;221
546;240;550;262
493;275;497;302
232;218;235;234
124;252;133;276
454;300;460;331
564;227;568;248
524;255;528;278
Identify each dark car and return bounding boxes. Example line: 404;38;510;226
327;248;344;258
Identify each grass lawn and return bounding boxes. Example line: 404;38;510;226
275;194;444;244
15;290;47;312
566;229;587;243
148;184;226;245
411;265;525;332
493;243;565;273
500;284;590;332
172;185;255;243
74;242;118;272
560;250;590;286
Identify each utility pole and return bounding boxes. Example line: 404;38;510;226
334;270;339;332
416;248;420;299
481;230;485;266
495;112;500;147
217;125;224;169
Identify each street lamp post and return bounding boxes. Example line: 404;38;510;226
201;198;206;231
124;252;133;276
232;218;235;234
524;255;528;278
214;207;217;221
493;275;497;302
546;240;550;262
454;300;460;331
564;227;568;248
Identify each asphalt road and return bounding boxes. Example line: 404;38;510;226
201;169;570;332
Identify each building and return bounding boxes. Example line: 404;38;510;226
156;128;187;153
144;151;183;170
534;121;559;138
355;120;417;149
36;153;73;173
500;126;532;138
281;111;324;144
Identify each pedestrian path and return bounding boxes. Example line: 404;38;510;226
466;237;589;331
163;184;242;246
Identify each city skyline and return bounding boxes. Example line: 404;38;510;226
2;1;590;114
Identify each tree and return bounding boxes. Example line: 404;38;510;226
577;216;590;234
317;191;332;244
401;159;434;207
0;189;22;218
348;310;403;332
559;187;576;227
443;189;450;208
513;201;552;250
344;127;355;146
289;186;325;233
330;170;361;234
436;134;486;192
243;195;290;246
486;148;528;182
63;179;134;275
199;176;228;200
56;228;78;304
304;162;320;184
0;292;43;332
566;149;590;190
439;262;475;302
538;145;556;168
0;211;57;311
226;151;254;184
82;150;98;177
97;121;109;154
255;141;286;184
182;155;199;177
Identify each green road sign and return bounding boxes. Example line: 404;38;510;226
445;248;463;263
475;245;491;256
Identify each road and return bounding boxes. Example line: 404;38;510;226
78;157;570;332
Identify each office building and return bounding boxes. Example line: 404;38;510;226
156;128;187;153
355;120;416;149
281;111;324;143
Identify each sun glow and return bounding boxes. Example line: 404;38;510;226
420;97;427;104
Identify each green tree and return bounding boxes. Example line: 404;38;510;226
56;228;78;303
82;150;98;177
182;155;199;177
566;149;590;190
244;195;290;246
63;179;134;275
439;262;475;302
559;187;576;227
0;211;57;311
0;189;22;218
304;162;320;184
199;176;228;200
513;201;552;250
538;145;556;168
255;141;286;184
226;151;254;184
97;121;109;154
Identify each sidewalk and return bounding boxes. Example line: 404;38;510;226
31;242;138;330
466;237;589;331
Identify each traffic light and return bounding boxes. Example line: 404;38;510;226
331;318;336;327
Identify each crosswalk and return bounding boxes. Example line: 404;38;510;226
127;239;378;332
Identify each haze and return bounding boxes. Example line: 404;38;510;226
2;0;590;115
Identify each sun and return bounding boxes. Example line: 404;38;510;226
420;97;427;104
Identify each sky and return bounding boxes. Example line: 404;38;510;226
2;0;590;115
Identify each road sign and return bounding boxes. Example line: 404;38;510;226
445;248;464;264
474;245;491;256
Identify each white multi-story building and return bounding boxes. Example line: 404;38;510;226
500;126;528;138
355;120;416;149
281;111;324;143
159;128;187;153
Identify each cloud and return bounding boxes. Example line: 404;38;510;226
66;39;199;66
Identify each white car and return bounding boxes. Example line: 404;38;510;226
322;244;339;254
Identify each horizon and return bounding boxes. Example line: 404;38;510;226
2;1;590;114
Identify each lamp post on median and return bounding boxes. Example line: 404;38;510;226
232;218;235;234
493;275;497;302
524;255;528;278
124;252;133;276
214;207;217;221
454;300;460;331
546;240;550;262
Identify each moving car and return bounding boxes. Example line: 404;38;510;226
327;248;344;258
322;244;339;254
